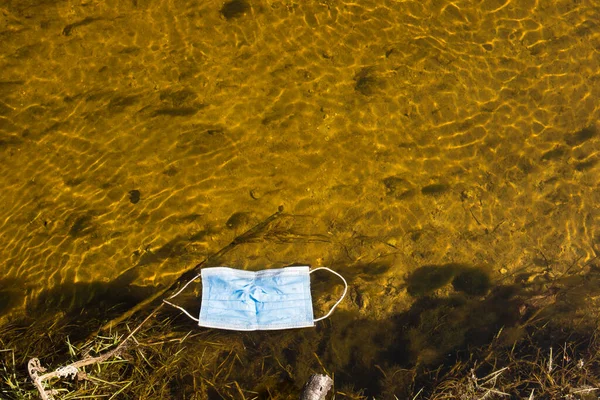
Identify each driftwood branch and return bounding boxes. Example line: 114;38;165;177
300;374;334;400
28;305;161;400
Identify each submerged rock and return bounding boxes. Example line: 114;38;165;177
129;190;141;204
220;0;250;20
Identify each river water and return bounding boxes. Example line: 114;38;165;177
1;0;600;398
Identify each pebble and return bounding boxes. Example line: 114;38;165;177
129;190;141;204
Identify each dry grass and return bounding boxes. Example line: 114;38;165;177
4;314;600;400
3;311;600;399
416;326;600;400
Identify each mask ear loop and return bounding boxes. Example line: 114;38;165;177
163;273;202;322
310;267;348;322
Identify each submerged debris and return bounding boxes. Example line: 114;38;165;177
300;374;334;400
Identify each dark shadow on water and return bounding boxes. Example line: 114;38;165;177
406;263;491;297
17;265;511;397
0;277;26;315
26;279;157;342
149;280;522;398
218;270;595;398
9;265;600;399
452;267;491;296
406;264;459;296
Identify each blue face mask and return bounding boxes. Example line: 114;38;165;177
164;266;347;331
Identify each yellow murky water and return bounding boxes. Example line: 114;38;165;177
1;0;600;396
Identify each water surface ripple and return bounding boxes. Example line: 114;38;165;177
1;0;600;364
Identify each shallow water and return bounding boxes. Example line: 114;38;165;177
1;0;600;397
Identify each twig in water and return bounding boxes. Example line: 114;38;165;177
411;387;424;399
571;387;598;394
100;207;285;332
547;347;553;373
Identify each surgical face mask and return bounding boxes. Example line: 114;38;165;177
164;266;347;331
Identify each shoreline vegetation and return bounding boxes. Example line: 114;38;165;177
2;300;600;399
3;265;600;399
